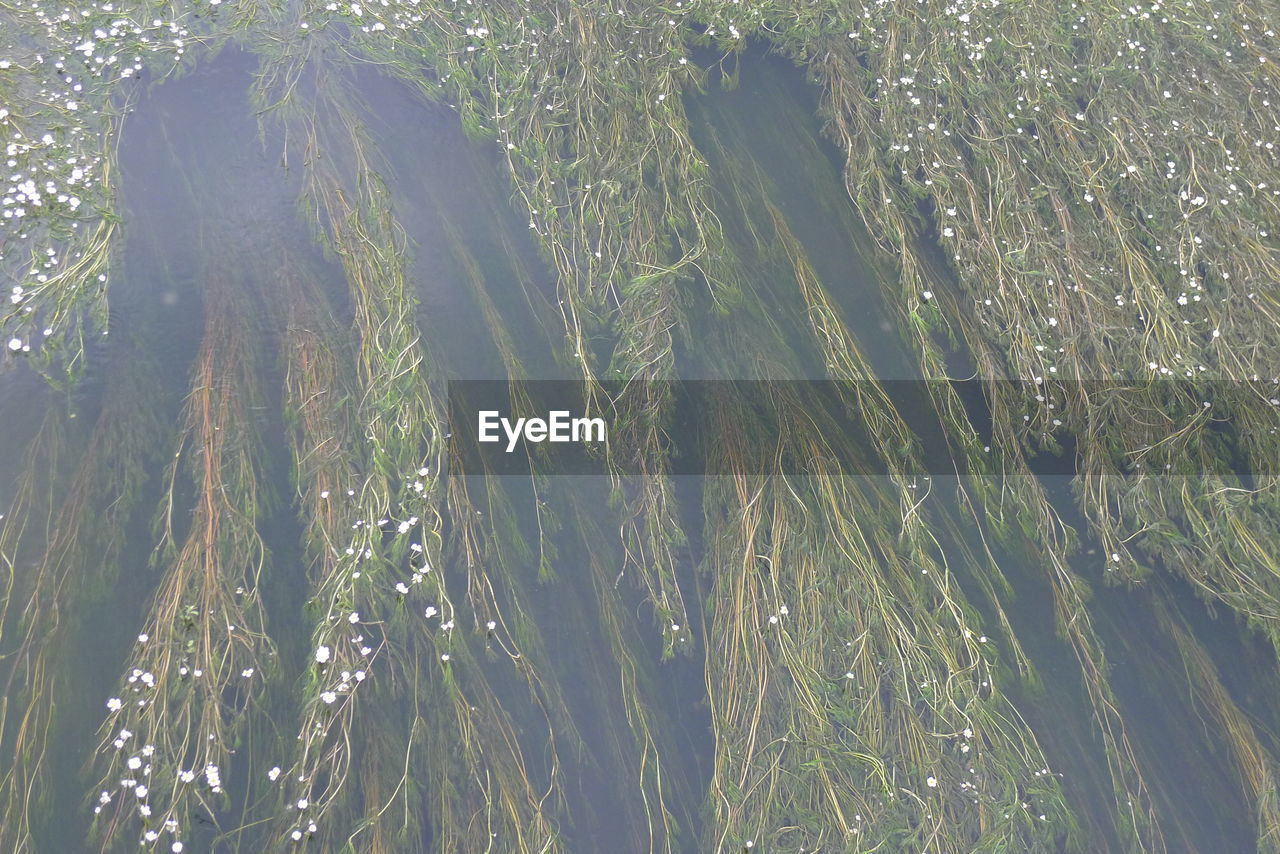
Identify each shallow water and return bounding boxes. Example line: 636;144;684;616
1;37;1277;854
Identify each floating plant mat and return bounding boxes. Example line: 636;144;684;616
2;1;1280;852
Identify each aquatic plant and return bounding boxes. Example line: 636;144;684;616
2;0;1280;851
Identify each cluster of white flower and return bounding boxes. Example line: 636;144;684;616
1;0;204;357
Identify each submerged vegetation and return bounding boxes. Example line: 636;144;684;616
2;0;1279;851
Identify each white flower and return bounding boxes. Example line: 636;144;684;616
395;582;409;595
424;606;438;619
172;843;184;853
106;697;122;712
347;612;360;624
205;764;222;791
7;338;22;351
320;691;337;704
268;766;281;781
297;798;309;810
127;756;142;770
926;775;937;787
178;770;195;783
314;645;331;664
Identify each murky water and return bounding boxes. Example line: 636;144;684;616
1;39;1276;854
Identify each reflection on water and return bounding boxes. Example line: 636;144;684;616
0;39;1277;854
